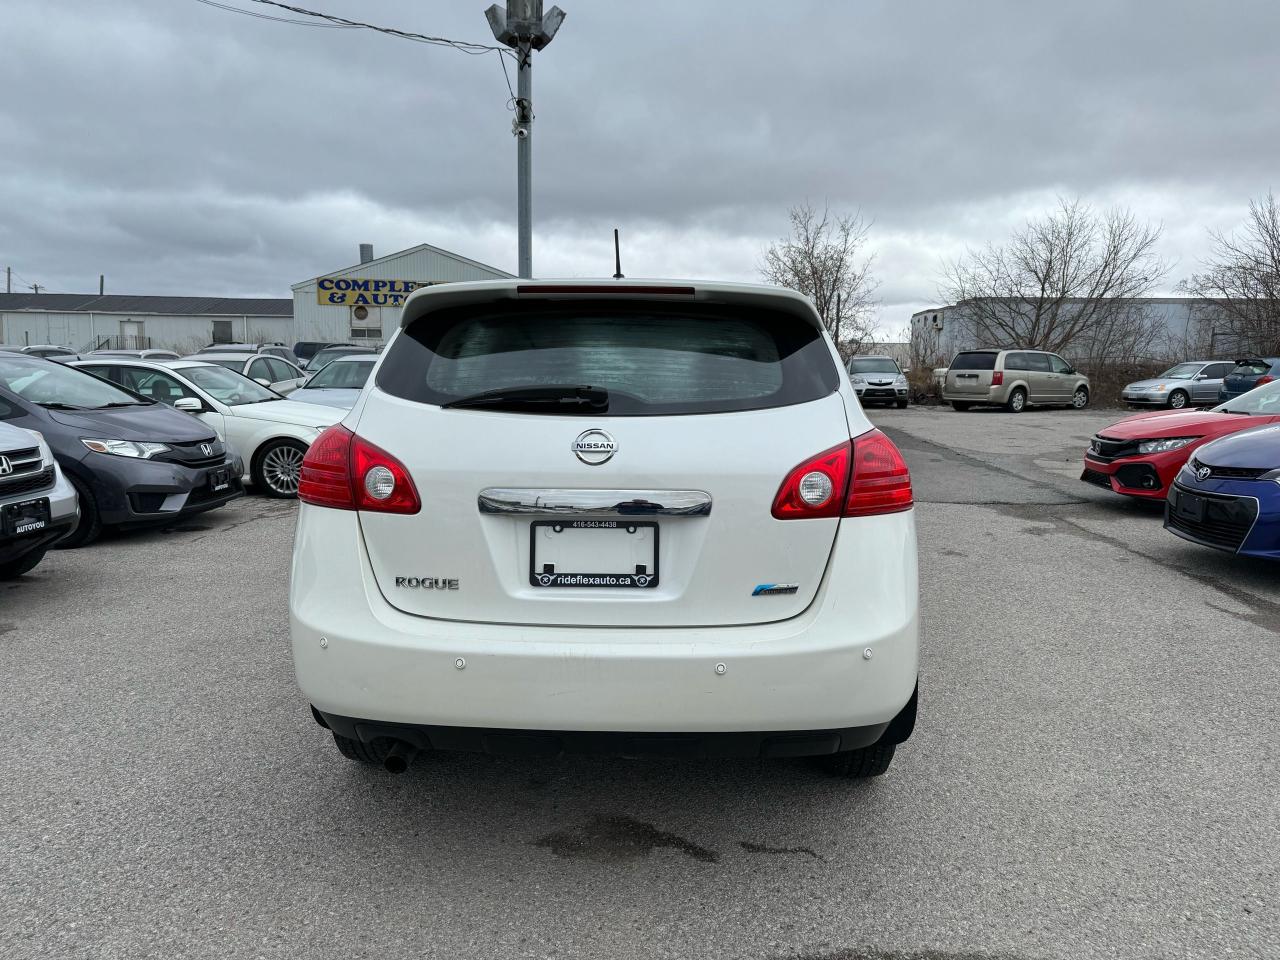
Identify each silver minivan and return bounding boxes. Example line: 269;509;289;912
943;349;1090;412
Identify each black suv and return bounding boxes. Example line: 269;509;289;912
0;354;244;546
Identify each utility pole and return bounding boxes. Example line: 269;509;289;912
485;0;566;279
30;283;42;295
4;267;9;294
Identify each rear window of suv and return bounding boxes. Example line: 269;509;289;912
377;302;840;416
950;351;998;370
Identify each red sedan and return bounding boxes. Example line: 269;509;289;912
1081;401;1280;499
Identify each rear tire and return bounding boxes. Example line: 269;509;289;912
816;742;896;778
951;401;971;412
0;548;47;580
332;733;392;764
1072;386;1090;409
55;474;102;549
1167;389;1187;409
1005;387;1027;413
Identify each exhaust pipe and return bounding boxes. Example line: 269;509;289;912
383;740;419;775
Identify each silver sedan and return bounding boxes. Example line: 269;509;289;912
1121;360;1235;409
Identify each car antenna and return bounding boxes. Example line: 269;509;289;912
612;228;624;280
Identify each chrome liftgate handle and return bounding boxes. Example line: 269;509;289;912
477;488;712;517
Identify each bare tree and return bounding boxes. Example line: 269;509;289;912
1182;192;1280;354
939;198;1168;364
761;203;879;356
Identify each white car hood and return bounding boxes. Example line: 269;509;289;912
228;398;341;428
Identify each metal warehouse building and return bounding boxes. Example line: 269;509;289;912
0;293;292;353
291;243;513;345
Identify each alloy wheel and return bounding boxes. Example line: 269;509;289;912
262;444;304;495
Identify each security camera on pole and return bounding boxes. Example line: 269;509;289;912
485;0;566;279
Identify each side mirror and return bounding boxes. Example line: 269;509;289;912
173;397;204;413
254;378;271;387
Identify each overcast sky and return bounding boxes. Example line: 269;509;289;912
3;0;1277;334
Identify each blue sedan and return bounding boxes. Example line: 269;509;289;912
1165;422;1280;560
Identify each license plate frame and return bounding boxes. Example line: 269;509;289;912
207;467;231;493
1174;490;1206;523
529;519;659;588
2;496;51;536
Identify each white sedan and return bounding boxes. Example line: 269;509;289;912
72;358;340;498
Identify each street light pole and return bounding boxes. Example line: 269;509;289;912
515;41;533;279
486;0;566;280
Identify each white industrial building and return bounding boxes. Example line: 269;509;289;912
290;243;513;345
1;242;511;354
0;293;292;353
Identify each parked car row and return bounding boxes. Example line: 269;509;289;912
0;349;379;576
1121;357;1280;409
1082;376;1280;559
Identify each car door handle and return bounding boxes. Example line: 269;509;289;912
478;488;713;517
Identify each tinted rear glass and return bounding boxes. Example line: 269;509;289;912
951;352;997;370
377;302;839;416
1230;361;1272;376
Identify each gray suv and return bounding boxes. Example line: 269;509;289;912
944;349;1090;412
0;421;78;578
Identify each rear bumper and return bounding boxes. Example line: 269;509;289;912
313;711;908;759
290;507;919;735
942;386;1006;405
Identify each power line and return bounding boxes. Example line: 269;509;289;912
191;0;358;28
238;0;515;57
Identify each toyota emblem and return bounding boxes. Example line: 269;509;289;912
572;429;617;466
1195;465;1211;481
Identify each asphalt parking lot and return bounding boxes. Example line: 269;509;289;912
3;407;1277;960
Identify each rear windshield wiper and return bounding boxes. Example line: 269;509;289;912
35;401;86;410
441;385;609;412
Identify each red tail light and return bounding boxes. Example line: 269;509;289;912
299;425;421;514
844;429;914;517
1257;375;1274;386
771;442;851;519
991;370;1004;386
772;430;913;520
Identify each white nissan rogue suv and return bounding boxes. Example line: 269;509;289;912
290;279;919;778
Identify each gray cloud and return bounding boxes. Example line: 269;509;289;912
2;0;1277;333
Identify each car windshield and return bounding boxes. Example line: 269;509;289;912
1214;378;1280;415
0;355;146;408
310;349;369;369
1160;363;1203;379
182;365;280;405
847;358;900;375
304;359;375;390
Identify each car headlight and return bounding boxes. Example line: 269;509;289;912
81;438;170;459
1154;384;1166;392
895;375;907;385
1137;437;1198;454
850;376;866;385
